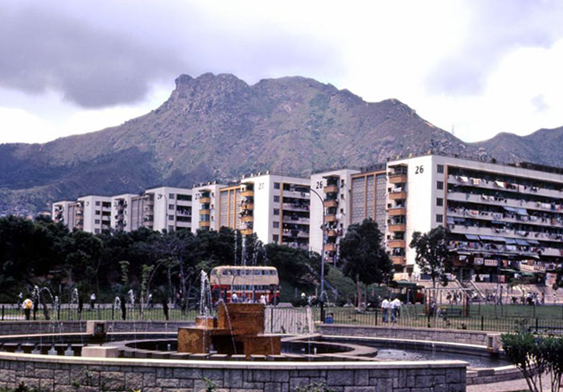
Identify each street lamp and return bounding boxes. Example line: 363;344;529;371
310;188;326;322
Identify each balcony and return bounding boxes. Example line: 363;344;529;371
388;239;406;248
241;190;254;197
326;229;338;237
198;221;211;228
325;214;338;223
389;174;407;184
389;191;407;200
241;229;253;235
391;256;406;266
389;224;406;232
388;207;406;216
199;197;211;204
200;209;210;215
241;202;254;210
324;185;339;194
323;199;338;208
325;243;337;252
241;215;254;223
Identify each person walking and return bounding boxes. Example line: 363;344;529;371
22;298;33;320
90;293;96;310
391;297;401;323
381;297;390;323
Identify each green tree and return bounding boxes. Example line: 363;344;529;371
409;226;451;291
339;218;391;307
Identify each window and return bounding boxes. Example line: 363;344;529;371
437;198;443;207
273;195;280;202
274;182;280;189
95;201;101;206
436;214;443;223
341;194;345;199
273;235;279;242
94;219;100;224
94;229;100;234
437;164;444;174
169;193;175;199
95;210;101;215
437;181;444;190
168;225;174;232
168;215;174;220
169;204;174;210
273;209;280;215
273;221;280;228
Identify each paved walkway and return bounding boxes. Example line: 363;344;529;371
468;375;551;392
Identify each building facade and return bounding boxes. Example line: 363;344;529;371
309;169;360;262
191;182;225;233
51;154;563;284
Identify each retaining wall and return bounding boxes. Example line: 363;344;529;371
0;321;191;336
319;324;491;346
0;352;467;392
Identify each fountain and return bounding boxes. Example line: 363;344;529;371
177;271;281;357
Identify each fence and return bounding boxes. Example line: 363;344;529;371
318;304;563;333
0;303;198;322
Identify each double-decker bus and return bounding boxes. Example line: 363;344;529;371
209;266;280;304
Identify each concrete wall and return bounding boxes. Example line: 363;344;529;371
0;353;466;392
319;324;491;346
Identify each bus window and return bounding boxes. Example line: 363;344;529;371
271;271;277;276
254;270;262;275
222;269;229;275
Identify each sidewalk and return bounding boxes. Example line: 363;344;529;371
468;374;550;392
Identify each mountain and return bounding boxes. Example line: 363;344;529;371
0;73;557;216
474;126;563;166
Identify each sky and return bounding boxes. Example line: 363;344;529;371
1;0;563;144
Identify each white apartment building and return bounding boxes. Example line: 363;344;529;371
142;187;193;232
309;169;360;261
76;195;112;234
52;201;75;229
215;173;311;249
110;193;138;232
191;182;225;233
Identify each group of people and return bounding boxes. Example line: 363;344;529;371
381;297;401;323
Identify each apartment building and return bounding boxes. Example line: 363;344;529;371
51;154;563;285
73;196;112;234
142;187;193;232
110;193;138;232
214;173;311;249
191;182;225;232
309;169;360;262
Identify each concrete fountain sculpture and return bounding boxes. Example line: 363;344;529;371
177;271;280;357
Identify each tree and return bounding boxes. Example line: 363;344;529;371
339;218;391;307
409;226;451;291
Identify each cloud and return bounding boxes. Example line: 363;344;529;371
0;1;341;109
425;0;563;96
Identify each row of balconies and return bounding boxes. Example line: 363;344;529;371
448;174;563;200
447;208;563;230
447;191;563;215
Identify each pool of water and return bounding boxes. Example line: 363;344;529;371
373;347;508;368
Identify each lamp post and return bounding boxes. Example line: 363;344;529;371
310;188;326;322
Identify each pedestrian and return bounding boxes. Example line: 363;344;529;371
22;298;33;320
381;297;390;323
90;293;96;310
391;297;401;323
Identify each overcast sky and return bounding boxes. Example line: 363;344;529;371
1;0;563;144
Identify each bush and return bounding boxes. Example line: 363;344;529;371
501;331;563;392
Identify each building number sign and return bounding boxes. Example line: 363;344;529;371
415;165;424;175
